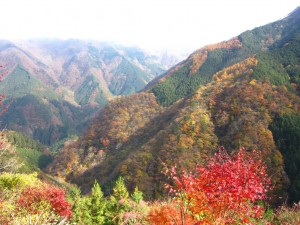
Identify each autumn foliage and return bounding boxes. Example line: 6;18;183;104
0;173;72;224
190;37;242;73
18;184;72;218
149;147;271;224
148;201;197;225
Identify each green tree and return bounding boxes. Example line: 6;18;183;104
106;177;131;224
72;181;106;225
131;186;143;204
71;186;92;224
72;196;92;224
90;180;106;224
270;114;300;203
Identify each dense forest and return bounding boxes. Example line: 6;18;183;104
0;41;170;145
47;6;300;203
1;6;300;225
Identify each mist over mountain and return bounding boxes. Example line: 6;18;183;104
46;7;300;204
1;1;300;223
0;40;183;144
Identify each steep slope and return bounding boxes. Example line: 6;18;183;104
48;56;299;202
146;7;300;106
47;7;300;204
0;40;171;144
1;130;52;173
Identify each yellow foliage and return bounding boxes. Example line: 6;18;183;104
178;135;195;148
249;79;257;85
0;172;41;190
212;57;258;82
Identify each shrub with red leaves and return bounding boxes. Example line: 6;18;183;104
18;184;72;219
162;147;271;224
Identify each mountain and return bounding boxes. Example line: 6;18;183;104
1;130;52;173
146;6;300;106
0;40;178;144
47;7;300;204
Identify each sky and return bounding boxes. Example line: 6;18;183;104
0;0;299;52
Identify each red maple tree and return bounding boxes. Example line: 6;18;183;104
149;147;271;224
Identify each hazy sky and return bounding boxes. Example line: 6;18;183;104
0;0;299;52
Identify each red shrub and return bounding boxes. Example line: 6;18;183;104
163;147;271;224
18;184;72;218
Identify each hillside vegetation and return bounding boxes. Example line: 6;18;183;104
47;8;300;207
1;6;300;225
0;41;173;144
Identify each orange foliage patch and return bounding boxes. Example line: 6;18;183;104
190;37;242;73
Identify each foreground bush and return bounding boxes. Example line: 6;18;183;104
0;173;71;224
72;177;149;225
2;147;299;224
148;147;271;224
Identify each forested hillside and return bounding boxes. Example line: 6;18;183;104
48;7;300;207
0;40;175;144
0;5;299;225
147;7;300;106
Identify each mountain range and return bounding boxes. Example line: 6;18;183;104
0;40;184;144
47;7;300;205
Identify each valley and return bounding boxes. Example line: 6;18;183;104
0;5;300;225
0;40;183;144
46;7;300;205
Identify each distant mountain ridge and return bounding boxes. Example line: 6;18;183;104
0;40;181;144
47;7;300;204
146;6;300;106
